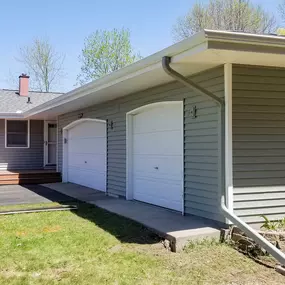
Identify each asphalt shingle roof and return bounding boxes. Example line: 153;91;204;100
0;89;63;113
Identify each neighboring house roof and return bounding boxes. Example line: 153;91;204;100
2;29;285;119
0;89;63;114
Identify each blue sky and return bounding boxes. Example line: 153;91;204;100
0;0;282;92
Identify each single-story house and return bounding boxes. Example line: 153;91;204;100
2;30;285;227
0;75;62;170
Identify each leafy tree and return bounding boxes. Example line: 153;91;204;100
77;28;141;85
277;28;285;35
17;38;65;92
172;0;277;42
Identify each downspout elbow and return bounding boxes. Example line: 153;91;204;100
162;56;174;77
162;56;224;107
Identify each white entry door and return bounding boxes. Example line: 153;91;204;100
131;102;183;211
44;121;57;166
67;120;106;191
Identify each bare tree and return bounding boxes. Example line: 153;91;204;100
173;0;277;42
279;0;285;22
17;38;65;92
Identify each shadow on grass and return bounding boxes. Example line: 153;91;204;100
75;202;161;244
7;184;161;245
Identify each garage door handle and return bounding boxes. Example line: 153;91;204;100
154;166;159;170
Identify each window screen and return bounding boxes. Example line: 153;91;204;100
6;120;28;147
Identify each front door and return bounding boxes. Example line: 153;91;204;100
44;121;57;166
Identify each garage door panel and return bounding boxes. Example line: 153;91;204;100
68;137;106;155
66;120;106;192
68;167;106;190
133;106;181;134
132;171;182;183
131;103;183;211
68;153;106;171
133;155;182;177
133;178;182;211
133;131;182;155
70;121;106;138
133;174;181;187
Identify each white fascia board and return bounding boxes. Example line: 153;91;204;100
25;61;162;117
205;29;285;48
24;31;208;117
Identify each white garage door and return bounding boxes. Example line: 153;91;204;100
67;120;106;191
132;103;183;211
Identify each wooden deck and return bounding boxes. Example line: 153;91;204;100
0;170;62;185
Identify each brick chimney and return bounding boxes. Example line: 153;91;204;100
19;74;29;96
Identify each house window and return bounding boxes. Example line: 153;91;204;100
6;120;30;148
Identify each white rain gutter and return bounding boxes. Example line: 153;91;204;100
162;56;285;266
18;30;285;119
205;29;285;48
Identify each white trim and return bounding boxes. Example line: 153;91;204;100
63;118;106;131
5;119;30;149
44;120;57;167
126;101;184;214
127;101;183;116
181;101;185;216
126;113;133;200
206;29;285;48
43;121;47;166
62;128;68;182
224;63;234;213
56;116;59;172
62;118;107;191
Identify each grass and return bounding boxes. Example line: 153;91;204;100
0;202;284;285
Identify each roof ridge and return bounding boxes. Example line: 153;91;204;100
0;88;64;94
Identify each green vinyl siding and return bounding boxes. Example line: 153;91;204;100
58;67;225;223
232;65;285;224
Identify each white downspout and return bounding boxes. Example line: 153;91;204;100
224;64;234;215
221;201;285;264
162;57;285;266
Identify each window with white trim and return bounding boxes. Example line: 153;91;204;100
6;120;29;148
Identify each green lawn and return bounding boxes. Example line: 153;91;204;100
0;202;283;285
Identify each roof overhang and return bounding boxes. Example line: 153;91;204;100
6;29;285;119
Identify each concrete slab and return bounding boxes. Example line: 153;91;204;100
43;183;222;251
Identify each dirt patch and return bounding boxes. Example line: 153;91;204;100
42;225;62;233
228;226;285;268
15;231;27;237
0;270;25;278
